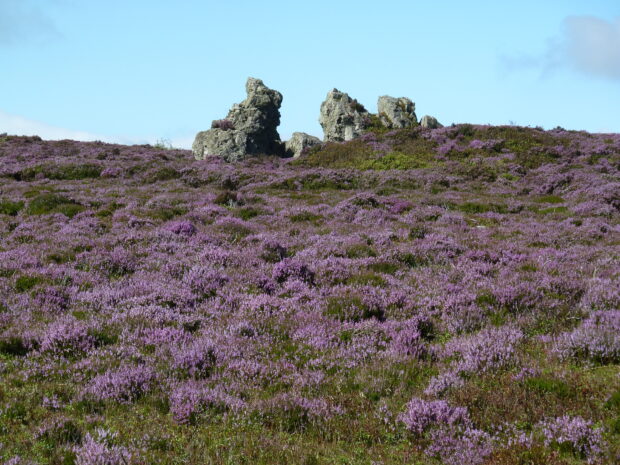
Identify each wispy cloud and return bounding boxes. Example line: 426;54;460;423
501;16;620;81
0;109;194;149
0;110;112;142
0;0;60;46
563;16;620;80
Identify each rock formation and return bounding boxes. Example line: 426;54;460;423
319;89;371;142
420;115;443;129
192;78;283;161
377;96;417;129
285;132;322;158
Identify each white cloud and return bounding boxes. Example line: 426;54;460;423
501;16;620;81
563;16;620;80
0;109;195;149
0;109;111;141
0;0;60;45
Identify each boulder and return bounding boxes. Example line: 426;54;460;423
377;96;417;129
420;115;443;129
319;89;371;142
285;132;322;158
192;77;284;161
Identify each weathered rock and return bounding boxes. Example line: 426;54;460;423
420;115;443;129
285;132;322;158
192;77;284;161
377;96;417;129
319;89;371;142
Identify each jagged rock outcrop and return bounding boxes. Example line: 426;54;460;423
377;96;417;129
319;89;371;142
285;132;322;158
192;77;283;161
420;115;443;129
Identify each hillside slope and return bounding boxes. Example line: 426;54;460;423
0;126;619;464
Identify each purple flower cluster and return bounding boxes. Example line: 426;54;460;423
541;416;603;462
82;364;156;403
398;398;470;435
553;310;620;363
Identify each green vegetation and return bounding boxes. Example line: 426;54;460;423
26;194;85;218
0;199;24;216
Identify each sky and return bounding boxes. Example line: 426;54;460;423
1;0;619;148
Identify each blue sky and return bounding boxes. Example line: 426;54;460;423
1;0;619;148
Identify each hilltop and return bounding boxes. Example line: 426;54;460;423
0;125;619;464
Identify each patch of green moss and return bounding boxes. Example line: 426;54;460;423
0;200;24;216
26;194;84;218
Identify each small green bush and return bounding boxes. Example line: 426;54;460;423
524;377;571;398
455;202;509;214
27;194;84;218
145;167;180;183
15;275;44;292
324;295;383;322
290;211;323;223
236;207;263;220
0;336;29;356
345;244;377;259
0;199;24;216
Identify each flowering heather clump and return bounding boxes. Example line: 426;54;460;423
169;381;247;424
398;398;470;435
272;258;314;284
541;416;604;462
73;429;132;465
426;426;494;465
82;364;156;403
0;128;618;462
39;318;95;357
553;310;620;363
171;338;217;378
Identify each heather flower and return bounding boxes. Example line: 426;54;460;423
183;265;229;297
169;381;246;424
398;398;470;435
553;311;620;363
82;364;156;403
272;258;314;285
164;220;196;236
73;429;133;465
425;426;494;465
39;318;95;357
540;416;603;462
171;338;217;378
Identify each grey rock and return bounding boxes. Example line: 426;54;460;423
319;89;371;142
420;115;443;129
377;96;417;129
285;132;322;158
192;77;284;161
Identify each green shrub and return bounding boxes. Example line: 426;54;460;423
455;202;509;214
0;199;24;216
145;167;180;183
145;206;188;221
0;336;29;356
324;295;383;322
605;389;620;411
397;252;428;268
346;272;387;287
367;261;400;274
27;194;84;218
523;377;570;398
345;244;377;259
535;195;565;204
236;207;263;220
15;275;44;292
14;163;101;181
290;211;323;223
